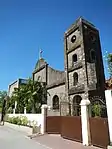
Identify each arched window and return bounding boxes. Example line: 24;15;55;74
90;49;96;62
52;95;59;110
73;95;82;116
89;32;96;42
72;54;77;63
73;72;78;86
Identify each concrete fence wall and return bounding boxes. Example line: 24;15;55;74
7;104;48;134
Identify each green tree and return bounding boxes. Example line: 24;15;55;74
0;91;7;112
7;77;49;114
107;53;112;77
26;77;48;113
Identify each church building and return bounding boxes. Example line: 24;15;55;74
8;17;105;116
33;17;105;116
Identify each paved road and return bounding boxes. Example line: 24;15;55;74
0;125;51;149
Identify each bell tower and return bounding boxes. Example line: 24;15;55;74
64;17;105;115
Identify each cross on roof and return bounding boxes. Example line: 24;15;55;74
39;49;43;59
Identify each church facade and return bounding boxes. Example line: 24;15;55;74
8;17;105;116
33;17;105;116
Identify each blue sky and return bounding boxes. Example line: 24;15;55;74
0;0;112;91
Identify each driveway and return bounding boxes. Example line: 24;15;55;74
0;124;102;149
0;125;50;149
33;134;101;149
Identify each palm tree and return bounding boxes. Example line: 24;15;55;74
7;77;49;114
12;87;25;113
26;77;48;113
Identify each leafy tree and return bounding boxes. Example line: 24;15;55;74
7;77;49;114
107;53;112;77
25;77;48;113
0;91;7;112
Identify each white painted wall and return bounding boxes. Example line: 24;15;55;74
7;114;42;127
105;90;112;144
7;104;48;135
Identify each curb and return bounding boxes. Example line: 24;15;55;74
28;133;45;139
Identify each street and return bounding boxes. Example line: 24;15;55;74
0;125;51;149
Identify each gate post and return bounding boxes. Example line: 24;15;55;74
41;104;48;134
80;99;91;146
105;90;112;149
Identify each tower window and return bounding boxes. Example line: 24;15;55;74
90;49;96;62
72;54;77;63
90;35;96;42
89;32;96;42
71;35;76;43
73;72;78;86
52;95;59;110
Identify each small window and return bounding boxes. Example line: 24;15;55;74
53;95;59;110
71;35;76;43
73;72;78;86
89;32;96;42
90;35;96;42
90;49;96;62
72;54;77;63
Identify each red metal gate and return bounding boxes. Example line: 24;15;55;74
46;116;82;142
89;117;110;148
46;116;61;134
61;116;82;142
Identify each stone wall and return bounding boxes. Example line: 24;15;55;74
47;66;65;86
67;28;81;51
47;84;65;108
34;67;46;83
87;63;97;90
68;68;85;89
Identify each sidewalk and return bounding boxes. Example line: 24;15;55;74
33;134;101;149
4;122;32;135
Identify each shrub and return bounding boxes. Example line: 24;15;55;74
92;104;102;117
5;115;29;126
21;116;28;126
16;117;22;125
12;116;20;124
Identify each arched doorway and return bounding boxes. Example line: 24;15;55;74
52;95;59;110
72;95;82;116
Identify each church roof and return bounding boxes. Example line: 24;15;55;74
35;58;47;70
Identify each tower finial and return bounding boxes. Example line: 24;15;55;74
39;49;43;59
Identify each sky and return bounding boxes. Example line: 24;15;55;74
0;0;112;91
